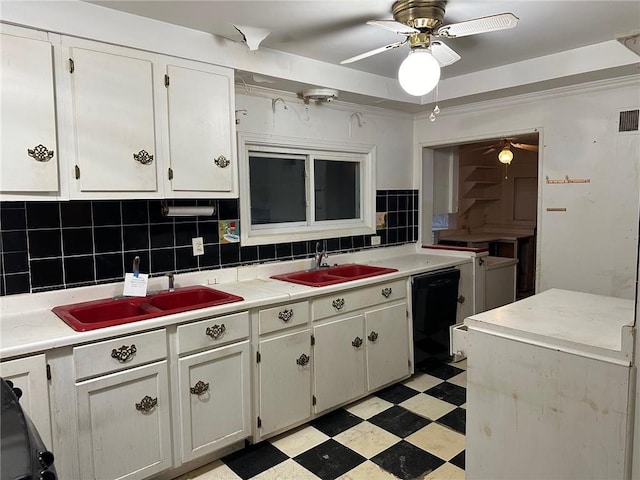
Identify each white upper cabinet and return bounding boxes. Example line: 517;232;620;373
0;26;59;195
164;61;237;197
66;39;159;197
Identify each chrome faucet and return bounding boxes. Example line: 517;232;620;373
167;273;175;292
314;242;328;269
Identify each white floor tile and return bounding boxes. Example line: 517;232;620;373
333;422;401;458
174;460;241;480
447;371;467;388
400;392;456;421
269;424;330;458
402;373;444;392
406;423;465;461
337;460;400;480
250;458;318;480
345;395;393;419
424;462;465;480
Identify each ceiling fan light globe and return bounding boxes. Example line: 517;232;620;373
498;147;514;164
398;50;441;96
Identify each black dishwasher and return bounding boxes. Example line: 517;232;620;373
412;268;460;367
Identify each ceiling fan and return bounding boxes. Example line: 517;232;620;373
341;1;518;96
475;138;539;164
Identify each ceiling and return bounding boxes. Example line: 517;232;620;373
88;1;639;108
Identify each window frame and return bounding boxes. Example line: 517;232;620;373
238;132;376;246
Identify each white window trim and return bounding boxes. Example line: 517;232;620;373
238;132;376;246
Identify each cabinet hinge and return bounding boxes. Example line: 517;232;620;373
164;74;170;87
69;58;74;73
312;395;317;406
257;416;262;428
168;167;173;180
311;335;315;346
74;165;80;179
46;364;51;380
406;309;409;319
256;351;261;363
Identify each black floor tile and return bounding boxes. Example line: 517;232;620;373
222;441;288;479
371;440;445;480
425;382;466;406
437;407;466;434
374;383;419;404
450;450;465;470
368;405;431;438
416;357;464;380
310;409;363;437
294;439;365;480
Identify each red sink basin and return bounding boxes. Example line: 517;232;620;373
271;264;397;287
52;286;244;332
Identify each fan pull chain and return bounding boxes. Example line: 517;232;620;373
430;84;440;122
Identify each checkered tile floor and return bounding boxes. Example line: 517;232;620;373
176;358;466;480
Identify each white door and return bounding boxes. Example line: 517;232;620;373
166;63;234;193
258;329;311;437
0;354;52;447
0;31;58;192
69;45;157;192
313;314;365;413
365;302;410;391
178;341;250;462
76;361;172;480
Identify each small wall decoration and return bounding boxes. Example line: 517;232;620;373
376;212;387;229
219;220;240;243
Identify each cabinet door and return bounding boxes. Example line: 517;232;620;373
0;31;58;192
258;329;311;437
178;341;250;462
76;361;171;480
456;262;474;324
166;63;235;194
0;354;52;447
313;315;365;413
365;302;410;391
69;45;157;193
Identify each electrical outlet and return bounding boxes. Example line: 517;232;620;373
192;237;204;256
371;235;381;246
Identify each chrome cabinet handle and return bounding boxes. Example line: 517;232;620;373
135;395;157;412
133;150;154;165
332;298;345;311
214;155;230;168
278;309;294;323
205;324;226;339
352;336;363;348
111;344;137;363
27;144;54;162
457;295;465;304
368;331;379;342
296;353;310;366
381;287;392;298
190;380;210;396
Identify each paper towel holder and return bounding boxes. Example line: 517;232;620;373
161;201;217;217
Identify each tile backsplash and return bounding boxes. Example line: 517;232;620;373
0;190;418;296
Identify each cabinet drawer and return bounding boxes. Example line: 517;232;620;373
312;280;406;321
259;301;309;335
74;329;166;380
177;311;249;355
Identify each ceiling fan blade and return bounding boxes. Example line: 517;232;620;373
482;147;498;155
436;13;518;38
511;142;539;152
367;20;418;35
340;40;406;64
430;40;461;67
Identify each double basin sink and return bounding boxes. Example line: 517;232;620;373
52;264;396;332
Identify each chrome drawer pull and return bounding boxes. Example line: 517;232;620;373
368;331;379;342
205;324;226;339
111;344;137;363
190;380;210;396
135;395;157;412
214;155;230;168
133;149;154;165
352;336;363;348
381;287;392;298
296;353;310;366
332;298;345;311
27;144;54;162
278;309;294;323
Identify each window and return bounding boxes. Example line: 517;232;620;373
239;133;375;246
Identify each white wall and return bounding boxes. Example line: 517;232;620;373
415;78;640;299
235;90;414;190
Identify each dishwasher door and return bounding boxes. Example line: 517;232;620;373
412;268;460;365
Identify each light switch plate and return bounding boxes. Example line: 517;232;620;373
192;237;204;256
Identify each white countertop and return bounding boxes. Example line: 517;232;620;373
0;245;470;359
465;289;635;365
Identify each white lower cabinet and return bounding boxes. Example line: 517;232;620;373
177;341;250;462
76;361;172;480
